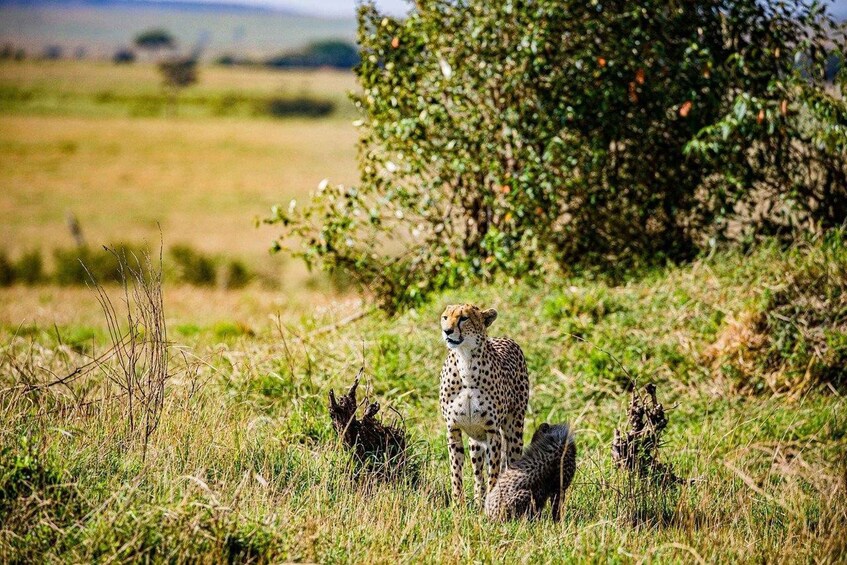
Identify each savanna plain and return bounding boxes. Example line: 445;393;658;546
1;59;846;563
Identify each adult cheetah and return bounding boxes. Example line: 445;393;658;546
439;304;529;504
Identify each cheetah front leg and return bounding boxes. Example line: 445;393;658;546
486;428;503;491
447;426;465;503
468;437;486;505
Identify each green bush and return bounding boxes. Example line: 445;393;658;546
214;54;237;66
159;58;197;90
134;28;175;51
0;243;256;288
262;96;335;118
54;244;146;285
266;40;359;69
14;250;43;284
268;0;847;312
54;247;101;284
0;252;13;286
170;244;216;286
223;259;252;289
112;48;135;64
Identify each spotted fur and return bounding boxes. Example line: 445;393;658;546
439;304;530;505
484;423;576;521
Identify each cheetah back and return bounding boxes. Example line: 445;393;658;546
488;337;529;418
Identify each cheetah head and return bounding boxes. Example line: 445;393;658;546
440;304;497;351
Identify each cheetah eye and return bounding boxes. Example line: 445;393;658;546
441;316;447;320
459;316;469;322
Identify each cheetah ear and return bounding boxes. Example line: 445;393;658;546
538;423;550;433
481;308;498;327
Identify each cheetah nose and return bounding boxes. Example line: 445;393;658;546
444;328;454;336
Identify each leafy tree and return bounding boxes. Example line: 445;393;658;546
684;3;847;239
0;44;26;61
158;57;198;115
268;0;847;312
42;45;62;60
112;48;136;65
134;29;176;54
266;40;359;69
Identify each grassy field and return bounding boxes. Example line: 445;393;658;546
0;61;358;276
2;238;846;562
0;60;359;330
0;60;358;118
1;59;846;562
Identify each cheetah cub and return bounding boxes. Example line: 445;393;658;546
439;304;529;505
484;423;576;521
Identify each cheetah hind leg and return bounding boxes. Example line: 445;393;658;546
503;417;525;468
486;429;503;491
551;490;562;522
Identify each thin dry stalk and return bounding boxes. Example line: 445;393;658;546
84;245;169;460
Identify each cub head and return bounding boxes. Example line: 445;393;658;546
530;422;572;447
440;304;498;351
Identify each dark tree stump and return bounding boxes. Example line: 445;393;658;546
611;383;684;484
328;371;408;480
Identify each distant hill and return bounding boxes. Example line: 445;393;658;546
0;0;356;60
0;0;279;14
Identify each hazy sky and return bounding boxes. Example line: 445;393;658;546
164;0;847;19
221;0;411;17
269;0;847;18
305;1;409;17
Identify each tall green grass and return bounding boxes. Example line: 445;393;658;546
1;235;845;562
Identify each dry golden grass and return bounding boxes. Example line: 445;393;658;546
0;60;359;263
0;60;357;101
0;61;362;327
0;284;364;330
0;114;358;258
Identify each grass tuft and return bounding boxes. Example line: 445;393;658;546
705;231;847;395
